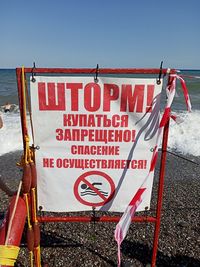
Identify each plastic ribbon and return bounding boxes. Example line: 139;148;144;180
114;74;191;266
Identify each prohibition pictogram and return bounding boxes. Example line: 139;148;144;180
74;170;115;207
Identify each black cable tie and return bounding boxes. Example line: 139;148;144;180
157;61;163;85
31;145;40;150
94;64;99;83
31;62;36;82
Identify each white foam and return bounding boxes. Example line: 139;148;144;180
0;112;23;155
168;110;200;156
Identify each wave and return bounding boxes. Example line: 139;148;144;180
0;108;200;157
168;110;200;156
81;191;109;197
0;111;23;155
81;189;109;196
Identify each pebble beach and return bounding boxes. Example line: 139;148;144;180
0;150;200;267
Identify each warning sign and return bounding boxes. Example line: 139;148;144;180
30;76;163;212
74;171;115;207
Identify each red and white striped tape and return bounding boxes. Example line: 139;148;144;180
114;74;191;266
179;74;200;79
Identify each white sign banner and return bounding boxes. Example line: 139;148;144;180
30;76;162;212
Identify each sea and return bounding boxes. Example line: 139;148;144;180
0;69;200;157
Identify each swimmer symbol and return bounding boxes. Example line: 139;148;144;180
80;182;108;197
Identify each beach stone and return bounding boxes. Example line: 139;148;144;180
177;220;188;227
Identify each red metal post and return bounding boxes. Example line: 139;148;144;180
151;119;170;267
37;215;157;223
16;67;176;75
16;68;24;145
16;68;28;148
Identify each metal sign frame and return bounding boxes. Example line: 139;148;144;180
16;67;175;267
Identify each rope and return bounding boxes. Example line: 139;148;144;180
24;135;30;164
21;66;27;129
22;66;33;165
22;66;30;165
31;188;38;223
0;245;20;266
30;251;34;267
34;246;41;267
24;193;32;229
164;149;199;165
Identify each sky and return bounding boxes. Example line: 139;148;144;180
0;0;200;69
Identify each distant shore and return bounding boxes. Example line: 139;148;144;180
0;150;200;266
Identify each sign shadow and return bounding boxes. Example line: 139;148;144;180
100;93;161;211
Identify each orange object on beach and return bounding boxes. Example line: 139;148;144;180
26;227;34;252
0;195;26;267
0;196;26;245
22;164;32;194
30;162;37;188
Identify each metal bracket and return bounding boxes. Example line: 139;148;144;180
157;61;163;85
31;62;36;82
94;64;99;83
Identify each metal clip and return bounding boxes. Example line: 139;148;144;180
31;144;40;150
94;64;99;83
157;61;163;85
31;62;36;82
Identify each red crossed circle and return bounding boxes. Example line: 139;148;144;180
74;170;115;207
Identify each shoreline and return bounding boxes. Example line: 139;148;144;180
0;150;200;266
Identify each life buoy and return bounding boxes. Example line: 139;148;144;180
0;195;27;266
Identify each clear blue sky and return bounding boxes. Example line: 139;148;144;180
1;0;200;69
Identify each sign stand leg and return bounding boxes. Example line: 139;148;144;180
151;119;170;266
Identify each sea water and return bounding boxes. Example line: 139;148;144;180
0;69;200;156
